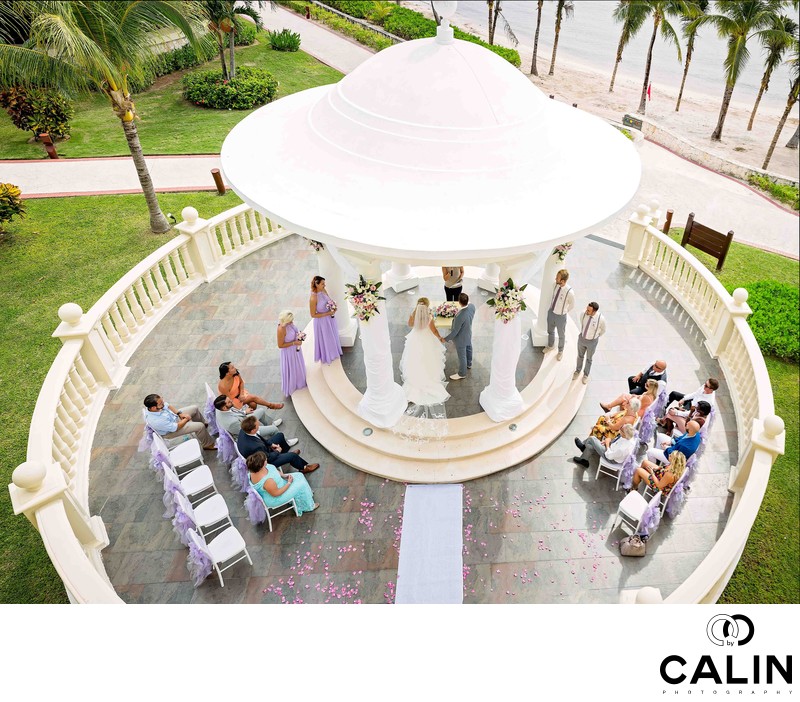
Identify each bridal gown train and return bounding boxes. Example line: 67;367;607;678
399;323;450;406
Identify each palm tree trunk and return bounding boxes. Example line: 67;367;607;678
637;17;660;115
675;34;695;112
531;1;543;76
609;33;625;92
121;120;170;233
786;125;799;149
217;35;228;80
229;28;236;79
747;70;772;131
549;7;562;76
711;83;735;141
488;1;495;45
762;89;798;169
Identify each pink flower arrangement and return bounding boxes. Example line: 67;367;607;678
345;275;385;322
552;242;573;261
306;239;324;252
325;299;337;316
295;330;306;352
487;277;528;324
434;301;459;318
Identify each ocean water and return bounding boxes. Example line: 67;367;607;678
411;0;798;113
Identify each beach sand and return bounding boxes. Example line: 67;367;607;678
410;3;799;181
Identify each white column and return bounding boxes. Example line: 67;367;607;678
532;249;564;347
317;244;358;347
353;261;407;428
620;203;655;268
479;315;524;422
477;262;500;292
382;261;418;293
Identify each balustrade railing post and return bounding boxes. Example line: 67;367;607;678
704;288;752;359
52;303;128;388
729;415;785;493
620;203;653;268
174;206;223;282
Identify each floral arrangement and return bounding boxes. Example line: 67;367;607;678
345;275;385;322
552;242;573;261
434;301;459;318
307;238;324;252
325;299;337;316
295;330;306;351
486;277;527;324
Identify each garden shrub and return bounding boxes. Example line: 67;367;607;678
325;1;374;18
744;281;799;361
182;66;278;109
0;87;35;132
268;28;302;51
748;173;800;211
0;87;74;139
0;183;25;232
234;17;259;45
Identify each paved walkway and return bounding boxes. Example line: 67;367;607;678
91;234;736;603
1;3;796;258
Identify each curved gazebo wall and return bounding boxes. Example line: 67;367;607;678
8;202;785;604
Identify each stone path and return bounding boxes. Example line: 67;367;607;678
90;233;736;603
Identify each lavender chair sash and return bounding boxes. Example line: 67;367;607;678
172;507;195;546
638;407;657;447
620;451;638;490
162;480;181;518
638;492;662;537
695;406;715;460
230;456;248;493
216;428;237;465
244;485;267;525
203;397;220;437
665;454;698;519
149;444;170;478
187;541;212;587
138;424;155;452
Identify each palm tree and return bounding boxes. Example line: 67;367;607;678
0;1;204;233
530;1;544;76
202;1;265;81
747;14;798;130
609;1;649;93
635;1;693;115
486;1;518;48
762;34;798;168
675;0;709;111
548;0;574;76
691;0;789;141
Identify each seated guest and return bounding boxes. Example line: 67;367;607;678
658;399;712;438
573;423;636;468
646;420;701;465
237;415;317;474
666;377;719;410
578;397;640;451
627;360;667;395
143;394;215;450
600;378;659;418
213;395;290;440
218;361;283;412
247;451;318;515
630;451;686;498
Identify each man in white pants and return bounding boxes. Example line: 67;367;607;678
542;268;575;361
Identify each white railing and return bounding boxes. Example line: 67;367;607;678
9;204;290;604
622;202;786;604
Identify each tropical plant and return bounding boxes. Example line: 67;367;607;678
201;1;267;81
182;66;278;108
0;0;206;233
268;27;301;51
549;0;574;76
609;1;649;92
369;1;394;23
690;0;790;141
762;32;799;169
635;1;695;115
0;182;26;233
748;13;798;130
486;1;518;47
675;0;709;109
530;0;544;76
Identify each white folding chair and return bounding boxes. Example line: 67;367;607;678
188;527;252;588
162;460;217;506
252;485;298;532
152;431;203;478
610;489;661;537
175;492;232;540
596;455;625;491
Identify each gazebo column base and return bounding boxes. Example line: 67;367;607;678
477;263;500;293
383;262;419;293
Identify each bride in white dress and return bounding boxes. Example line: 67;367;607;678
399;297;450;407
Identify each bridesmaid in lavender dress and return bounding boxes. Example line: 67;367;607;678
277;310;307;397
309;275;343;364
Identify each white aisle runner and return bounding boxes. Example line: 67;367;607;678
395;484;463;604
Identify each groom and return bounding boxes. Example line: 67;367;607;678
444;293;475;380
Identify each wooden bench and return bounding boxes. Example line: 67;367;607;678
680;212;734;271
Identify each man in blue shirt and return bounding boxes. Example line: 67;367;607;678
143;394;216;450
646;420;701;465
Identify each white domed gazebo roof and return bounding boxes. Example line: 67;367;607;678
221;27;640;263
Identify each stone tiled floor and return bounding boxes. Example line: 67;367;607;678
90;234;736;603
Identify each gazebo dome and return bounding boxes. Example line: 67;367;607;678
221;32;641;263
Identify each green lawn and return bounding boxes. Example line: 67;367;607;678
667;229;799;603
0;34;342;160
0;192;242;604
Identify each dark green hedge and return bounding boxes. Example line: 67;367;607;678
182;66;278;109
745;281;800;361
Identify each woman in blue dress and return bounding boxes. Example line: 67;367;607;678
246;451;318;515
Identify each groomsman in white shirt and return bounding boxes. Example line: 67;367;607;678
542;268;575;361
573;301;606;385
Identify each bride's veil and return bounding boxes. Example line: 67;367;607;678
412;301;430;332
